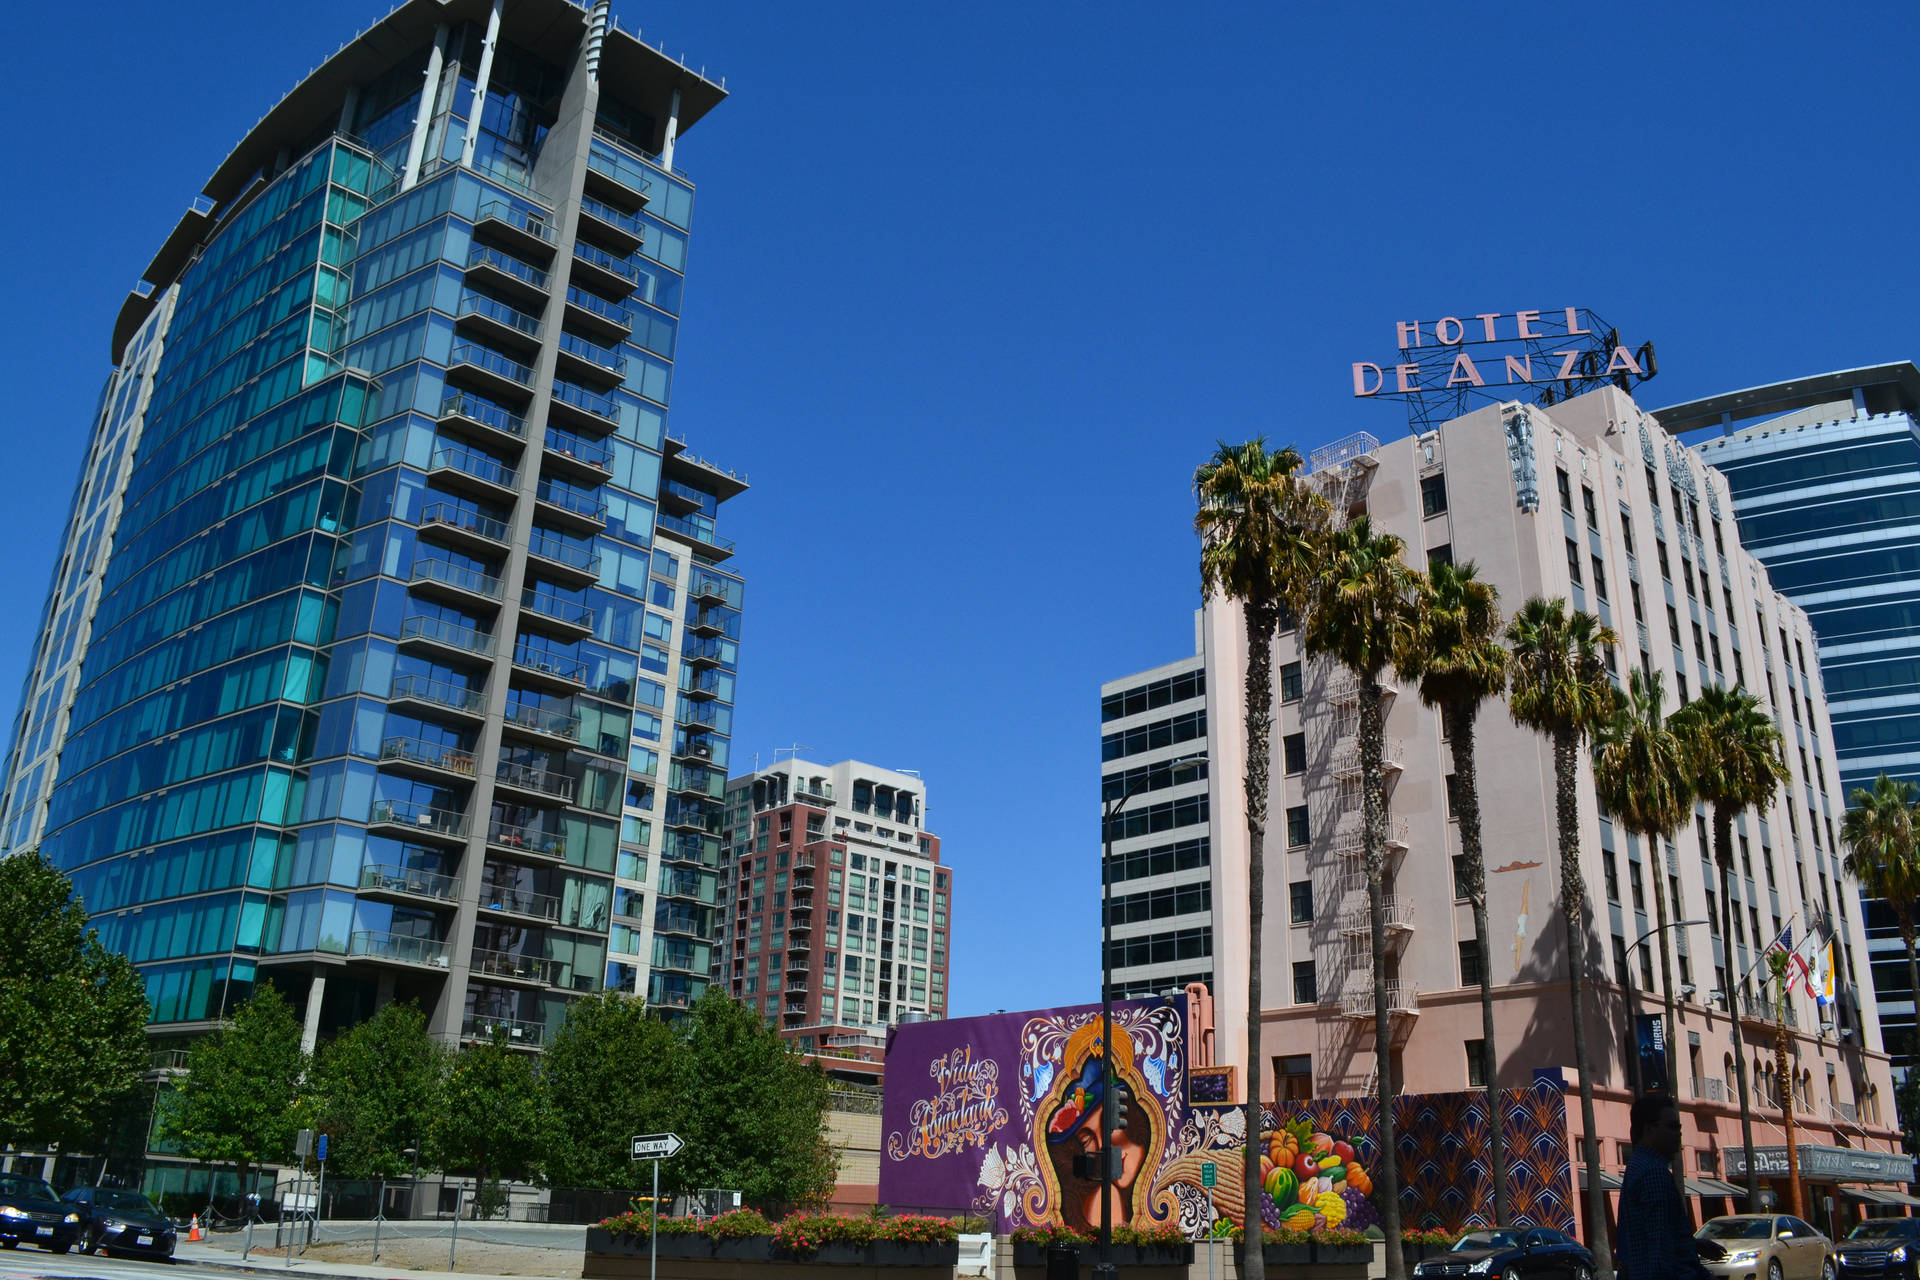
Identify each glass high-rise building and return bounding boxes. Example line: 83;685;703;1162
0;0;743;1052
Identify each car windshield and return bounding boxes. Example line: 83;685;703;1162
1455;1232;1520;1251
99;1192;159;1214
1701;1220;1774;1241
1850;1222;1920;1239
0;1175;58;1201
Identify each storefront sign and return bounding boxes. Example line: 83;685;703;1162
1724;1145;1915;1183
1635;1015;1669;1094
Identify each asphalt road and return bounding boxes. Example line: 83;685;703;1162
0;1246;232;1280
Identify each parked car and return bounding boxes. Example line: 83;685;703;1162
1833;1216;1920;1280
1697;1214;1832;1280
1411;1226;1596;1280
0;1173;82;1254
59;1186;177;1259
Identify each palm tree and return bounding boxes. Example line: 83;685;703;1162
1841;776;1920;1058
1398;561;1511;1223
1590;669;1694;1101
1303;514;1416;1279
1671;685;1789;1214
1506;598;1621;1280
1194;441;1327;1276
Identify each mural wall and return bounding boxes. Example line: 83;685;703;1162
878;1000;1576;1237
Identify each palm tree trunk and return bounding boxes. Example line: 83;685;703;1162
1241;603;1276;1280
1714;806;1759;1212
1555;726;1613;1280
1643;824;1685;1195
1362;670;1405;1280
1903;919;1920;1071
1450;704;1509;1224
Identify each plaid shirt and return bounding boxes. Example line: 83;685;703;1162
1616;1147;1712;1280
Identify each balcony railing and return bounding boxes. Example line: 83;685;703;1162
486;818;567;858
566;285;630;329
466;244;549;291
369;799;469;839
419;503;510;545
1338;980;1419;1018
461;1014;546;1047
1330;816;1410;856
558;331;626;373
471;947;561;986
579;194;645;238
360;862;459;902
521;588;594;629
389;673;488;716
379;736;478;777
504;702;583;741
1332;737;1405;778
535;480;608;522
475;200;557;245
430;444;519;489
544;427;613;471
478;881;562;922
495;759;578;804
551;379;621;422
512;642;587;684
527;531;601;575
411;557;504;601
456;291;543;339
439;390;527;439
1337;895;1415;935
574;241;641;285
399;614;493;656
348;930;451;968
585;146;655;201
447;342;534;388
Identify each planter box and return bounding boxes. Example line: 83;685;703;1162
587;1229;720;1259
585;1232;956;1276
1013;1243;1192;1269
1315;1242;1374;1266
1232;1243;1312;1268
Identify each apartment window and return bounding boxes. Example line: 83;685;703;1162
1631;582;1645;622
1681;559;1696;598
1280;662;1303;703
1292;960;1317;1005
1733;650;1744;687
1421;473;1449;518
1466;1039;1490;1088
1557;469;1573;510
1713;519;1725;557
1452;855;1470;900
1428;543;1453;570
1646;468;1660;506
1283;732;1307;775
1566;539;1583;585
1676;670;1688;702
1286;805;1310;848
1459;940;1483;987
1591;556;1608;599
1629;860;1646;911
1289;879;1314;924
1666;605;1681;647
1693;623;1707;663
1603;854;1620;903
1444;773;1463;816
1657;540;1671;580
1275;1054;1314;1101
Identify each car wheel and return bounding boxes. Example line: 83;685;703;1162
82;1226;102;1255
1768;1260;1784;1280
1502;1268;1521;1280
1574;1265;1594;1280
49;1242;71;1255
1823;1261;1836;1280
1;1240;17;1249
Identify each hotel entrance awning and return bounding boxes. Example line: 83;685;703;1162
1845;1188;1920;1207
1687;1177;1746;1197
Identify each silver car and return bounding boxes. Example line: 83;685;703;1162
1697;1215;1833;1280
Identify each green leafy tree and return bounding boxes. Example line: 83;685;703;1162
543;992;685;1188
160;985;309;1200
674;989;837;1210
1506;598;1620;1280
1671;685;1788;1213
1193;439;1327;1280
1841;776;1920;1058
0;852;151;1151
1303;513;1415;1280
1398;561;1510;1221
428;1031;549;1212
307;1002;446;1179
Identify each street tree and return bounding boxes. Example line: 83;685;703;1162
160;985;309;1201
307;1002;447;1179
428;1030;549;1215
543;992;684;1188
1841;775;1920;1058
0;852;150;1152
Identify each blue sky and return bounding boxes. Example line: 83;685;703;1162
3;1;1919;1018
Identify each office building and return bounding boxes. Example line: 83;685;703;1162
1668;363;1920;1068
1187;385;1898;1211
720;759;951;1058
0;0;743;1052
1100;634;1214;1000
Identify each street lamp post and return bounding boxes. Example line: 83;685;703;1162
1097;754;1202;1280
1622;918;1707;1193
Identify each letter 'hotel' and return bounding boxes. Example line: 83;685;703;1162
0;0;744;1050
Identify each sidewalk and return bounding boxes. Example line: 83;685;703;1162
176;1225;583;1280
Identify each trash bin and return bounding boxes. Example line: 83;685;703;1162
1046;1242;1081;1280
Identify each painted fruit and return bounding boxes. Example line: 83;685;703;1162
1283;1207;1315;1232
1265;1168;1297;1206
1346;1163;1372;1195
1318;1154;1342;1172
1310;1133;1334;1155
1315;1191;1347;1226
1333;1141;1355;1162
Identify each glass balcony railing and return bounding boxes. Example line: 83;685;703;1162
573;241;640;284
543;427;613;470
349;930;451;967
479;881;562;921
359;863;459;902
521;589;594;629
585;144;655;200
558;331;625;373
368;799;468;838
512;641;587;684
535;480;608;522
551;379;620;422
486;817;567;857
388;673;488;716
579;194;645;238
462;1014;546;1047
467;244;550;290
457;291;543;339
565;286;631;329
410;557;504;601
495;759;577;804
503;702;583;741
447;343;534;387
470;947;561;986
379;736;478;776
438;390;527;438
399;615;493;656
419;502;510;544
430;445;519;490
475;200;557;245
682;637;728;665
656;511;735;555
527;532;601;575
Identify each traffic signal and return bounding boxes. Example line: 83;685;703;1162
1109;1081;1133;1135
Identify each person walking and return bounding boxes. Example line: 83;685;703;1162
1617;1095;1711;1280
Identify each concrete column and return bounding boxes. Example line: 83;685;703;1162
402;25;450;189
459;0;504;169
660;88;682;171
300;975;327;1054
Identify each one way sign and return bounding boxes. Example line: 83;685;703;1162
630;1132;685;1160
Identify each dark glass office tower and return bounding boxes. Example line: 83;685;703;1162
0;0;742;1052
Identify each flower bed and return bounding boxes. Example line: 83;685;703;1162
588;1211;960;1271
1400;1228;1461;1264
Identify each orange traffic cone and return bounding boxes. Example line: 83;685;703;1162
189;1215;201;1242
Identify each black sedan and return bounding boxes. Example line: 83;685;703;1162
1414;1227;1597;1280
1834;1217;1920;1280
60;1186;177;1259
0;1173;83;1253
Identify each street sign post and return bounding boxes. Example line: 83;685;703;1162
630;1134;684;1280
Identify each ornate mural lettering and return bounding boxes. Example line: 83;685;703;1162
886;1046;1010;1161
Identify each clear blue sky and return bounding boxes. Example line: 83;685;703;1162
3;1;1918;1018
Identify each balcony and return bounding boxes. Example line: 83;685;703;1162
388;673;489;722
438;391;527;449
655;511;735;560
683;637;727;669
563;285;632;343
542;427;613;484
679;668;726;702
348;930;451;970
1693;1076;1728;1103
576;194;646;256
658;476;703;516
687;608;730;637
1337;895;1416;940
369;799;469;846
478;880;562;924
358;863;459;905
570;242;640;299
501;701;583;746
555;331;626;387
494;759;577;806
548;378;622;433
429;444;519;502
446;342;535;404
409;557;504;610
1337;980;1419;1020
417;503;510;557
583;142;654;211
1330;816;1410;858
379;735;479;781
654;910;707;939
398;615;494;664
486;818;567;861
520;588;595;638
526;531;601;587
1331;737;1406;780
533;479;608;532
454;291;543;355
470;947;560;988
473;200;558;260
464;244;550;306
511;642;587;694
1324;669;1399;705
461;1014;545;1049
